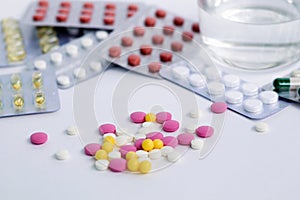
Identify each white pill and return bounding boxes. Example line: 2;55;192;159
34;60;47;70
207;82;225;96
205;67;221;80
149;149;161;160
291;69;300;78
66;44;78;57
185;123;197;133
73;68;86;79
81;38;94;49
259;91;278;104
225;90;244;104
115;135;128;146
255;122;269;132
50;52;63;65
142;122;154;128
167;151;181;162
89;61;103;72
241;83;259;96
95;31;109;41
103;133;116;139
188;73;206;88
136;150;148;158
191;139;204;150
66;125;78;135
138;157;151;162
57;75;71;87
108;151;121;161
55;150;70;160
95;160;109;171
189;109;200;118
161;146;174;157
223;74;240;88
243;99;263;113
171;66;190;80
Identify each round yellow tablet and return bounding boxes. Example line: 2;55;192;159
142;139;154;152
139;160;152;174
125;151;138;161
127;158;140;172
153;139;164;149
145;113;156;122
94;150;108;160
101;142;114;153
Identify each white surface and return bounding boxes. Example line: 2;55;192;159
1;0;300;200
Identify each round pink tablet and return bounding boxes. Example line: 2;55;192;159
98;123;116;135
133;26;145;36
84;143;101;156
177;133;195;145
146;132;163;140
173;16;184;26
109;158;127;172
30;132;48;145
128;54;141;66
156;112;172;124
121;36;133;47
152;34;164;45
160;52;173;62
182;31;194;42
162;136;178;148
163;120;179;132
130;111;146;123
148;62;161;73
211;102;228;114
109;46;121;58
171;41;183;52
196;126;214;138
119;145;137;157
134;138;145;150
144;16;156;27
163;25;175;35
140;44;153;55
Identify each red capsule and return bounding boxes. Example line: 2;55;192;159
38;0;49;8
36;7;47;14
105;3;116;10
60;1;71;8
83;2;94;9
33;13;45;21
104;10;115;17
81;9;93;15
103;17;115;25
127;11;136;18
58;8;70;15
56;14;68;22
80;15;91;23
192;23;200;33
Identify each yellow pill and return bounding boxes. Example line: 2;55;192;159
153;139;164;149
11;74;22;90
35;91;46;108
142;139;154;152
41;43;59;54
127;158;140;172
101;142;114;153
139;160;152;174
32;72;43;89
125;151;138;161
94;150;108;160
13;94;24;110
145;113;156;122
103;136;116;145
7;50;26;62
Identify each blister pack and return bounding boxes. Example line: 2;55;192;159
22;0;145;30
29;30;110;89
99;6;201;79
0;69;60;118
159;61;289;119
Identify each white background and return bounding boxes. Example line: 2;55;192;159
1;0;300;200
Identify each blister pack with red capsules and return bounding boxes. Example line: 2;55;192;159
22;0;145;30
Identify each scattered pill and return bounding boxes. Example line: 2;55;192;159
109;46;121;58
115;135;128;147
99;123;116;135
55;150;70;160
119;145;137;157
148;62;162;73
121;36;133;47
211;102;228;114
177;133;195;145
225;90;244;104
139;160;152;174
156;112;172;124
84;143;101;156
185;123;197;133
30;132;48;145
66;125;78;135
162;136;178;148
142;139;154;152
125;151;138;161
134;138;145;150
163;120;179;132
255;122;269;133
102;142;114;153
140;44;152;55
103;134;116;144
109;158;127;172
191;139;204;150
146;132;163;140
95;160;109;171
259;91;278;104
167;151;181;162
172;66;190;80
196;126;214;138
128;54;141;66
130;111;146;123
136;150;148;158
161;146;174;157
145;113;156;122
153;139;164;149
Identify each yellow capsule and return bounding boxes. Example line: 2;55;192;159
37;27;56;38
153;139;164;149
39;36;59;46
94;150;108;160
6;43;24;53
2;18;18;26
125;151;138;161
145;113;156;122
13;94;24;110
103;136;116;145
32;72;43;89
101;142;114;153
35;91;46;108
5;38;23;47
41;43;59;54
139;160;152;174
11;74;22;90
7;50;26;62
142;139;154;152
127;158;140;172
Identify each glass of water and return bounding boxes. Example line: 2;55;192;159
198;0;300;70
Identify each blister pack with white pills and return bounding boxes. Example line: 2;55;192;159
22;0;145;30
29;30;110;89
159;61;289;119
98;6;202;79
0;69;60;118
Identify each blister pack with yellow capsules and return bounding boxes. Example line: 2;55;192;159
0;69;60;118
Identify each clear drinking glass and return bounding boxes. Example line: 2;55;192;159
198;0;300;70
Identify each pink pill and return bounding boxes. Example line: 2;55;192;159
162;136;178;148
84;143;101;156
119;145;137;157
148;62;161;73
109;158;127;172
98;123;116;135
196;126;214;138
177;133;195;145
152;34;164;45
211;102;228;114
134;138;145;150
109;46;121;58
133;26;145;37
156;112;172;124
30;132;48;145
146;132;163;140
130;111;146;123
163;120;179;132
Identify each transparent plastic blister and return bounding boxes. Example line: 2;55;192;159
22;0;145;30
29;31;110;89
159;61;289;119
0;69;60;118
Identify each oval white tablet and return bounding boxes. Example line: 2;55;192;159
95;160;109;171
243;99;263;113
161;146;174;157
73;68;86;79
66;44;78;57
81;38;94;49
136;150;148;158
108;151;121;161
34;60;47;70
255;122;269;132
191;139;204;150
96;31;109;41
171;66;190;80
50;52;63;65
204;67;221;80
55;150;70;160
66;126;78;135
115;135;128;146
89;61;102;72
259;91;278;104
188;73;206;88
225;90;244;104
241;83;259;96
149;149;161;160
57;75;71;87
223;74;240;88
207;82;225;96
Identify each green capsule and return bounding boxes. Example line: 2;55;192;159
273;77;300;91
